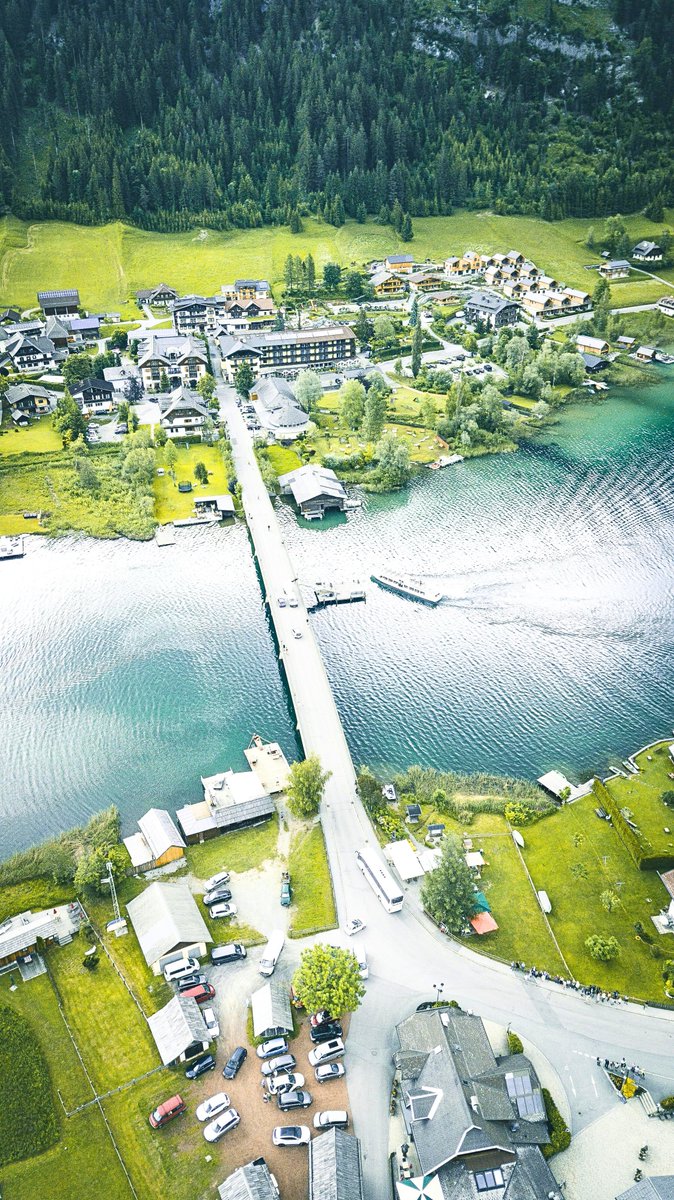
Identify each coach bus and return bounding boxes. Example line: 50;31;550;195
355;846;404;913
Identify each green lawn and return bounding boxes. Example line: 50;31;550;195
2;210;672;312
288;822;338;937
522;796;672;1000
102;1076;222;1200
0;877;74;925
604;741;674;861
153;443;230;524
49;937;160;1092
3;971;93;1111
85;876;174;1016
0;444;156;539
0;414;63;456
0;1105;134;1200
0;1002;60;1166
186;814;280;879
265;444;302;475
304;406;442;466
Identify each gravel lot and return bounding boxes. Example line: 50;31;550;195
182;1006;351;1199
552;1099;674;1199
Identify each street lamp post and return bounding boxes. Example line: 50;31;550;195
434;982;444;1005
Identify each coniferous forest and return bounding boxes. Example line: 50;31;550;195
0;0;671;232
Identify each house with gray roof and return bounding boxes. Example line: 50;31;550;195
138;332;207;392
147;994;210;1065
158;385;210;439
126;880;212;974
37;289;80;316
278;464;347;519
249;376;310;443
0;333;59;374
136;283;179;308
217;1159;280;1200
5;383;55;417
393;1008;559;1200
631;241;663;263
309;1128;364;1200
464;291;520;329
616;1180;674;1200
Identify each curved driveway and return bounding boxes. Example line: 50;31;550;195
214;349;674;1197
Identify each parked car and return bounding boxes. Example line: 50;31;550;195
310;1021;343;1045
280;874;292;906
209;902;238;919
313;1110;349;1130
204;887;233;906
181;983;215;1005
185;1054;216;1080
204;870;230;891
177;973;207;992
211;943;246;966
164;957;200;984
204;1108;240;1142
261;1053;296;1078
223;1046;247;1079
309;1010;331;1028
308;1039;345;1067
277;596;287;608
272;1125;310;1147
277;1090;312;1111
356;949;368;980
149;1094;186;1128
195;1092;230;1122
288;595;298;608
266;1072;305;1095
202;1007;220;1038
256;1037;288;1060
343;918;366;936
314;1062;345;1084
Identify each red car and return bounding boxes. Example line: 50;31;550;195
149;1094;186;1128
181;983;216;1005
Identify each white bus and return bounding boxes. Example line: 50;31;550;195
356;846;404;913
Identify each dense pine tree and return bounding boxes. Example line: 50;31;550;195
0;0;670;229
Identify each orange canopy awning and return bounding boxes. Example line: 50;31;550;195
470;911;499;935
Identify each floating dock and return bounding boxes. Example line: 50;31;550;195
0;536;25;560
305;580;366;611
155;526;176;547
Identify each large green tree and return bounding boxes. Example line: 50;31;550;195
286;755;331;818
292;943;364;1016
53;390;86;444
340;380;366;430
74;843;127;894
234;362;255;397
295;370;322;413
420;836;477;933
363;384;388;442
375;430;411;488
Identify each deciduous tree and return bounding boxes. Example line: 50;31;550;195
286;754;331;818
292;943;364;1016
340;379;366;429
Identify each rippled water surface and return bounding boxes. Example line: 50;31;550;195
1;376;674;854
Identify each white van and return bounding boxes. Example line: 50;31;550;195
163;956;199;983
259;930;285;977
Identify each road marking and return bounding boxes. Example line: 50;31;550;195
592;1078;598;1097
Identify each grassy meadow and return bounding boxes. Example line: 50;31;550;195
1;210;673;314
288;822;338;937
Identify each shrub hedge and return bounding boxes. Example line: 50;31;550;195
593;779;674;871
0;1003;59;1165
507;1030;524;1054
541;1087;571;1159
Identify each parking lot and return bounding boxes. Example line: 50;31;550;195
176;995;350;1199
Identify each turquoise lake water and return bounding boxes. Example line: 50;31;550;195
1;373;673;855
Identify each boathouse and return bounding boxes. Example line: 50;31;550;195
126;881;211;974
123;808;186;874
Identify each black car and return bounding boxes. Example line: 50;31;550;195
309;1021;343;1045
277;1089;312;1111
177;973;207;992
185;1054;216;1080
223;1046;247;1080
204;888;233;907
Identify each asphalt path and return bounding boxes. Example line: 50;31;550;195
213;344;674;1196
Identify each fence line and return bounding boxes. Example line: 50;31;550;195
78;902;151;1020
44;957;139;1200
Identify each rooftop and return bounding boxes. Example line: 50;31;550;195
126;880;212;966
147;994;209;1065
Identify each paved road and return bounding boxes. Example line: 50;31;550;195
213;344;674;1196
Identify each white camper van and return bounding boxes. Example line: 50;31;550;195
259;930;285;977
